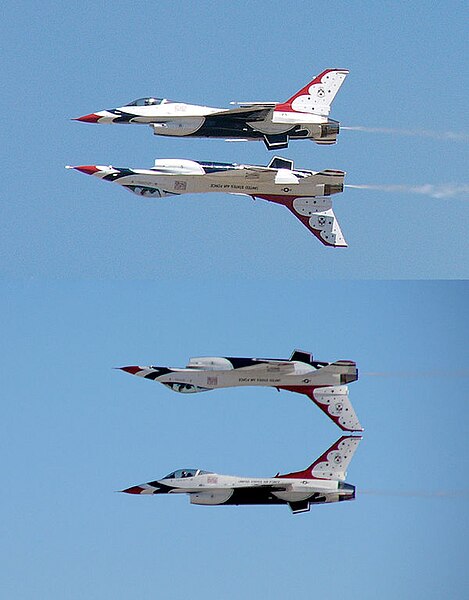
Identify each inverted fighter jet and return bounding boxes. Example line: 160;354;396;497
74;68;348;150
67;157;347;246
118;350;362;431
121;435;361;514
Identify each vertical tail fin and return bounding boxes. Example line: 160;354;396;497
278;360;362;431
275;68;349;116
312;385;363;431
277;436;362;481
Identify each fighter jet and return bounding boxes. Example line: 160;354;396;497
118;350;362;431
121;435;361;514
67;157;347;247
74;68;348;150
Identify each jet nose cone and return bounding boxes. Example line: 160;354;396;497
74;113;101;123
70;165;101;176
121;485;145;495
119;366;142;375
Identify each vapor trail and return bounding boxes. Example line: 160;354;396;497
342;125;469;142
362;370;469;378
360;489;467;498
345;183;469;199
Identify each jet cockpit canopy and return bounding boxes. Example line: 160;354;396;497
125;97;164;107
163;469;211;479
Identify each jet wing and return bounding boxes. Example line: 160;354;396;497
240;166;300;185
229;102;278;108
233;361;297;374
207;106;274;121
190;483;331;513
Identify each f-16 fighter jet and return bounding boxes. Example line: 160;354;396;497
67;157;347;246
118;350;362;431
74;68;348;150
121;435;361;514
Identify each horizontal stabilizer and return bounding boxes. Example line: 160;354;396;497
288;500;311;514
290;349;313;364
268;156;294;170
263;133;289;150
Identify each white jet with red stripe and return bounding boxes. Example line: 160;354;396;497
67;156;348;247
74;68;349;150
116;349;363;432
121;436;361;514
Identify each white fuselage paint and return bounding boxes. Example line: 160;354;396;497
95;101;222;123
148;362;344;390
140;473;345;506
131;359;356;389
164;473;338;492
93;101;330;137
121;358;362;431
91;163;344;200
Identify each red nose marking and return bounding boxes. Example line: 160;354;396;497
74;113;101;123
121;486;144;495
73;165;100;175
119;366;142;375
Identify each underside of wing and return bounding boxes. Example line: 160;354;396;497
189;484;287;506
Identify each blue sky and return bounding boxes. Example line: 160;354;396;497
2;280;468;599
1;2;468;598
1;0;468;278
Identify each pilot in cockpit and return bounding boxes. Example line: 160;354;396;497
125;97;163;107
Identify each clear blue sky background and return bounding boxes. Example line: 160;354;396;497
1;0;468;278
1;280;468;599
1;2;468;599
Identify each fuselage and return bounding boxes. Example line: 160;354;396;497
124;469;355;508
68;160;348;247
123;357;357;393
76;98;340;147
71;159;345;202
75;69;349;149
121;434;361;512
118;354;362;431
